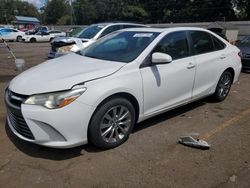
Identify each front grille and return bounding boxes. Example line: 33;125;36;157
244;53;250;58
7;109;34;140
8;90;28;107
5;89;35;140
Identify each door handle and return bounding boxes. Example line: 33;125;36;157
220;54;226;59
187;63;195;69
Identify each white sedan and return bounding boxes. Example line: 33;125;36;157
22;32;57;43
0;28;25;42
5;27;241;149
48;30;66;37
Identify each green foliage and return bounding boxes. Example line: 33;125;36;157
44;0;70;24
73;0;97;25
122;5;149;22
57;15;71;25
235;0;250;19
0;0;249;25
0;0;39;24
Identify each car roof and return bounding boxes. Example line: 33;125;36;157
121;27;212;33
92;22;146;27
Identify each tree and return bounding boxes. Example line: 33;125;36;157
0;0;39;24
235;0;250;19
122;5;148;22
73;0;97;25
44;0;69;24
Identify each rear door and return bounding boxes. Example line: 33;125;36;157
140;31;196;115
188;31;228;99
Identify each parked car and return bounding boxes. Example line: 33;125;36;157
48;22;146;58
5;27;241;149
0;28;25;42
26;26;48;35
236;35;250;70
48;30;66;37
22;31;56;43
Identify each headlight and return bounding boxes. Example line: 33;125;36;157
57;45;75;53
24;88;86;109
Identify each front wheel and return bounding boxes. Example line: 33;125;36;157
88;98;135;149
16;36;22;42
212;71;233;102
30;38;36;43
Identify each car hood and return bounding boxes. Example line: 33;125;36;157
52;37;90;45
9;53;125;95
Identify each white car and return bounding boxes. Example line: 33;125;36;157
48;22;146;58
0;28;25;42
5;27;241;149
48;30;66;37
22;32;56;43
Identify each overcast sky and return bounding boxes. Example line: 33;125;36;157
21;0;46;8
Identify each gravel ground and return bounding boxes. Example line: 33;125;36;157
0;42;250;188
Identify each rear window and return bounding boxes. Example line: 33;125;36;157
190;31;214;55
190;31;226;55
211;35;226;50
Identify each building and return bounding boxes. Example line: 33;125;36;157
12;16;40;31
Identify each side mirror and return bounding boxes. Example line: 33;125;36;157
151;52;172;64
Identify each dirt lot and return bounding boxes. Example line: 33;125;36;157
0;42;250;188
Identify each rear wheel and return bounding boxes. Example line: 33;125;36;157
16;36;22;42
212;71;233;102
88;98;135;149
30;38;36;43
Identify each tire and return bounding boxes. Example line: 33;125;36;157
212;71;233;102
49;38;54;42
16;36;22;42
30;38;36;43
88;98;136;149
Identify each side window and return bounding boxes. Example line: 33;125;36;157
99;25;121;38
3;29;12;32
153;31;189;60
190;31;214;55
211;35;226;51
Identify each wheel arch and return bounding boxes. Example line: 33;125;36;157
30;37;36;42
87;92;140;135
224;67;235;81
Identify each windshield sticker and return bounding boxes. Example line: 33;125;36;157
98;25;105;28
133;33;153;38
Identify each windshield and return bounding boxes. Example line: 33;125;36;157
77;25;106;39
80;31;159;63
238;36;250;45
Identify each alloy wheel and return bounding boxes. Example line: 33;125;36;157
100;105;132;144
218;73;232;98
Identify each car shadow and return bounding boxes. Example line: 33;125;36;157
5;122;103;161
133;98;207;133
5;97;212;160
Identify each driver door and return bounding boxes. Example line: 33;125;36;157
140;31;196;116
